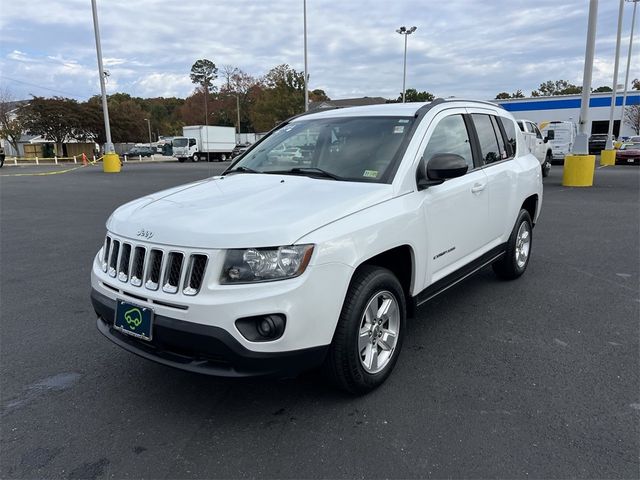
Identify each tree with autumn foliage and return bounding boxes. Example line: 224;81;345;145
250;64;305;131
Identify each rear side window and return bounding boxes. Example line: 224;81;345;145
471;114;502;165
422;114;474;169
499;117;517;157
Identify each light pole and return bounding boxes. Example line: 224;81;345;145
620;0;638;134
236;95;241;135
144;118;152;150
90;0;120;172
563;0;598;187
396;26;417;103
303;0;309;111
605;0;625;152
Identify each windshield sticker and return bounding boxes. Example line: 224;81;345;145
393;126;405;134
363;170;378;178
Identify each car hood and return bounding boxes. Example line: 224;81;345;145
107;173;393;248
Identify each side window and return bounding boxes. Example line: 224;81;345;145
498;117;517;157
188;138;196;147
422;114;474;169
490;116;508;160
517;121;525;132
471;114;501;165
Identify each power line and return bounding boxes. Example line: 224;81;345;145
0;75;87;99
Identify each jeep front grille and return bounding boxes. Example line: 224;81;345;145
101;235;208;296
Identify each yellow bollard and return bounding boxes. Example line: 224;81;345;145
103;152;121;173
562;154;595;187
600;150;616;166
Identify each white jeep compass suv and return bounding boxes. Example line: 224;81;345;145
91;99;542;394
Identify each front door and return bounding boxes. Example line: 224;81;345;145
418;111;491;284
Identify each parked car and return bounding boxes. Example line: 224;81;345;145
231;144;250;158
615;142;640;165
517;119;552;176
123;146;154;157
0;146;5;168
588;134;609;154
91;98;542;394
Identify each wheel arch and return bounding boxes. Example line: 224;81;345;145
353;245;415;314
522;194;538;225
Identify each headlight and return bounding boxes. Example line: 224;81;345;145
220;245;314;284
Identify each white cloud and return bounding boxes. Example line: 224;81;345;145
0;0;638;101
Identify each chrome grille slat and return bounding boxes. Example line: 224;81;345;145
102;236;111;272
145;249;163;291
184;255;207;296
130;247;146;287
100;235;207;296
162;252;184;294
118;243;132;282
108;240;120;277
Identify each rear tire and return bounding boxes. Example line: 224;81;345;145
542;153;551;177
220;153;227;162
323;266;406;394
493;209;533;280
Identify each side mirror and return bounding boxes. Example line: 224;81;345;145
543;137;549;143
546;130;555;141
417;153;468;190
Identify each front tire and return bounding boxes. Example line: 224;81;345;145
323;266;406;394
493;209;533;280
192;153;200;162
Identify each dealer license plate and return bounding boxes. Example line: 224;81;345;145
114;300;153;341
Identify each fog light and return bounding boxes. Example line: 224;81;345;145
257;317;275;337
235;314;286;342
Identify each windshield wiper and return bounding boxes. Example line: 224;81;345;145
271;167;342;180
224;166;261;176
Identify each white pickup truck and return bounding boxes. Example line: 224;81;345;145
92;99;542;394
517;119;552;177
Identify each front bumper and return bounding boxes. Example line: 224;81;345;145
91;289;328;377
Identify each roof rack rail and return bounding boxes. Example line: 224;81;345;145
437;97;505;109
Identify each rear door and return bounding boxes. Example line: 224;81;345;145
418;110;491;284
470;112;518;244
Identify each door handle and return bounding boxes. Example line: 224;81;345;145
471;183;486;193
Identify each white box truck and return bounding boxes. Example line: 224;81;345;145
172;125;236;162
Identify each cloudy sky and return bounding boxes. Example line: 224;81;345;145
0;0;637;102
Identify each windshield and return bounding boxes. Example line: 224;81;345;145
173;138;188;147
621;142;640;150
231;116;415;182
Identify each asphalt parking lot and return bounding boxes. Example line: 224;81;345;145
1;160;638;479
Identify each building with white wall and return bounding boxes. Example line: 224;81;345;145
495;91;640;138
